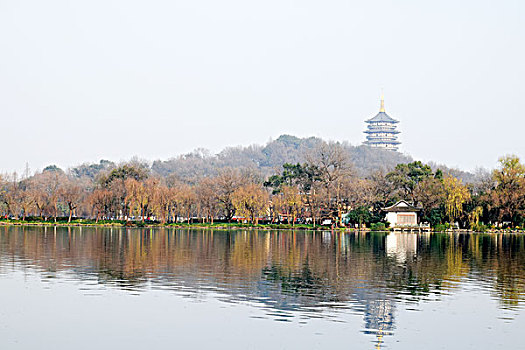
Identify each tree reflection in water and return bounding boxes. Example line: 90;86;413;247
0;226;524;347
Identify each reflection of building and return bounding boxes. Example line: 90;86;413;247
363;93;401;151
386;232;418;263
383;200;420;227
363;298;395;334
354;289;396;350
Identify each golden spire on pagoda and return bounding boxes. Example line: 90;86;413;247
379;90;385;112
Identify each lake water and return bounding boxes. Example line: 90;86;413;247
0;226;524;349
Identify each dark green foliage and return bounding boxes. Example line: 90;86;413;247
99;163;149;186
433;223;450;232
369;222;387;231
259;135;323;168
386;161;434;200
470;223;488;232
263;163;321;194
42;165;64;173
344;206;373;226
70;160;115;179
424;207;446;227
433;224;446;232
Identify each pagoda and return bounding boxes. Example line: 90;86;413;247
363;93;401;151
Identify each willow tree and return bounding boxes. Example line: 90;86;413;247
491;155;525;226
125;178;152;222
443;176;471;225
146;181;171;224
468;206;484;228
269;193;284;223
18;188;35;221
279;185;303;225
232;184;269;224
175;183;196;223
196;177;220;224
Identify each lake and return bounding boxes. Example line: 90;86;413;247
0;226;523;349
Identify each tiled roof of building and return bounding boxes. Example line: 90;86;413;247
382;200;420;212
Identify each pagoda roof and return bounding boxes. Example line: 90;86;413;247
365;139;401;145
364;128;400;134
366;111;399;124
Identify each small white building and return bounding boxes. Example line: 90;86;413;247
383;200;420;227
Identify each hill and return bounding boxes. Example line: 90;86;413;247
150;135;413;181
66;135;475;183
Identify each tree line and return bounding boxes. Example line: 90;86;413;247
1;142;524;229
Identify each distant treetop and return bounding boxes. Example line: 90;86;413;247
43;165;64;173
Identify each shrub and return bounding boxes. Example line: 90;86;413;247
369;222;386;231
433;224;447;232
470;223;488;232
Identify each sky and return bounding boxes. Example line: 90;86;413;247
0;0;523;174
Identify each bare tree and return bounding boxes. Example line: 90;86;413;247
59;178;84;223
150;183;171;224
307;142;354;224
19;188;36;220
89;189;112;223
2;173;21;218
40;171;64;222
213;168;250;221
196;177;220;224
176;183;196;223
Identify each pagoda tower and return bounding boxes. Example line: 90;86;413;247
363;93;401;151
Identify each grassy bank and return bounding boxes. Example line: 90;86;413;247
0;218;350;231
1;219;523;233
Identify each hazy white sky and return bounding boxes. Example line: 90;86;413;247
0;0;523;173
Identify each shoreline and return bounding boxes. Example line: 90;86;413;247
0;220;339;231
0;221;523;234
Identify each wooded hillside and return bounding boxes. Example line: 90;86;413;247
149;134;413;181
